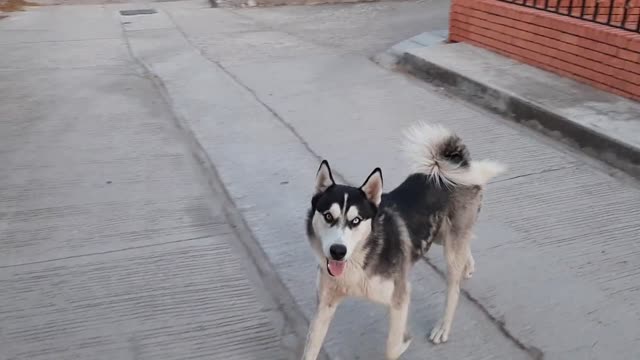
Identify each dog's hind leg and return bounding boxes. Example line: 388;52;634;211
386;282;412;360
429;235;469;344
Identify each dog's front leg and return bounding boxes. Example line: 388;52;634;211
386;282;412;360
302;280;340;360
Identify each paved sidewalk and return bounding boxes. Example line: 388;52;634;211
401;41;640;178
3;1;640;360
121;2;640;360
0;3;294;359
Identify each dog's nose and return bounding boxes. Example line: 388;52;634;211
329;244;347;260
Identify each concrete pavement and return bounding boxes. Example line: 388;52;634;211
0;3;303;359
129;2;639;359
2;1;640;360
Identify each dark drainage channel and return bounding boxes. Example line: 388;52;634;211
120;9;157;16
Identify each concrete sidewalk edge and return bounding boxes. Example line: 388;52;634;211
396;44;640;179
127;45;325;360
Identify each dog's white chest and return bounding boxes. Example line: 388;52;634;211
362;276;395;304
335;270;395;305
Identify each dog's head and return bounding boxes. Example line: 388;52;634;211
307;160;383;277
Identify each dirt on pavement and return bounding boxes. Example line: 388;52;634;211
0;0;38;13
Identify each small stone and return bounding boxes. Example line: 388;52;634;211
247;0;257;7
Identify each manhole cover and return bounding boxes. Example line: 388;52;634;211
119;9;157;16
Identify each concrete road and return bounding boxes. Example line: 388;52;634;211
2;1;640;360
0;2;303;359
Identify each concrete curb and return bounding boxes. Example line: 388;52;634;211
398;45;640;179
124;32;327;360
149;63;327;360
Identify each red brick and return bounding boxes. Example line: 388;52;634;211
457;17;640;79
612;68;640;86
594;41;620;55
608;32;631;49
450;0;640;102
459;0;633;49
628;40;640;53
619;48;640;62
623;59;640;74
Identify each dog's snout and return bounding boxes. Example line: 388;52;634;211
329;244;347;260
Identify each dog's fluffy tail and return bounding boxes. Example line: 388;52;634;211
402;122;506;187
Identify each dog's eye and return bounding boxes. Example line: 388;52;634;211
351;217;362;226
323;213;334;222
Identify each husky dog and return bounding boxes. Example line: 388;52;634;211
302;123;505;360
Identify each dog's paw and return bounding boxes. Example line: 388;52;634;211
464;255;475;279
464;268;474;279
386;334;412;360
429;320;450;344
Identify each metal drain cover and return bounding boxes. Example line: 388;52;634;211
119;9;157;16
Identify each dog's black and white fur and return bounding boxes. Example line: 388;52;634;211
302;123;505;360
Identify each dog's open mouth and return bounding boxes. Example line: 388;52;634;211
326;259;346;277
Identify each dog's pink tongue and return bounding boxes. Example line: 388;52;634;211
328;260;346;277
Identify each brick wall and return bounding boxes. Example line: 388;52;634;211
449;0;640;101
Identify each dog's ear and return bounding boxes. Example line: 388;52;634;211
315;160;335;194
360;168;383;206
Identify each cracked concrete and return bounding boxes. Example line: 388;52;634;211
148;3;640;360
2;1;640;360
0;2;297;359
